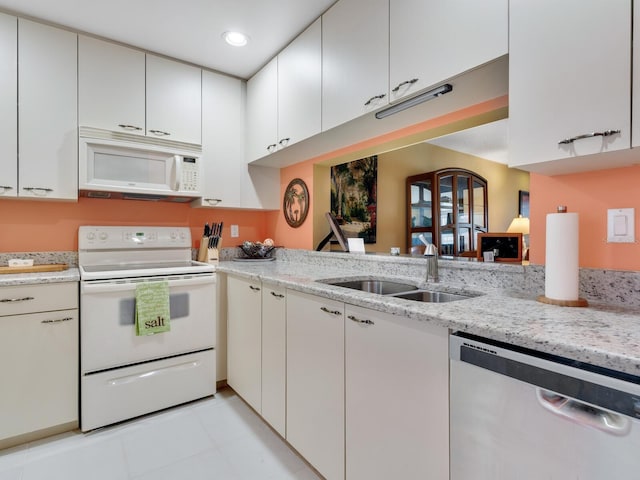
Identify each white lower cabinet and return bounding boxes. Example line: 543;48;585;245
261;283;286;436
226;275;262;412
0;283;78;446
286;290;345;480
345;304;449;480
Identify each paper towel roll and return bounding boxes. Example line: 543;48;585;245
545;212;579;301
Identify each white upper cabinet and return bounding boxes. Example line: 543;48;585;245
18;19;77;200
0;13;16;199
246;58;278;162
322;0;389;132
633;2;640;148
508;0;631;173
246;18;321;162
195;70;245;208
277;18;321;150
389;0;507;102
78;36;146;135
146;54;202;145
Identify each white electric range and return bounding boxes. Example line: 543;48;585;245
78;226;216;431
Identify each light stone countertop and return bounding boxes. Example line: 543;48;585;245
0;267;79;286
217;257;640;378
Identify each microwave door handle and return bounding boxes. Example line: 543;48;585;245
173;155;182;191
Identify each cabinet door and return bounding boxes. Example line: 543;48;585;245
196;71;245;208
509;0;631;170
345;305;449;479
246;58;278;162
0;309;78;440
146;54;202;144
390;0;507;102
261;283;286;437
322;0;389;131
78;36;145;134
0;13;16;199
277;18;321;149
18;19;77;200
226;275;262;412
286;290;344;480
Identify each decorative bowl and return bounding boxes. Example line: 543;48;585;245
239;241;276;259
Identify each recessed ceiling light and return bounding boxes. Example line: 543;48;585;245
222;31;249;47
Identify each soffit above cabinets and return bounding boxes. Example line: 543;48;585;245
0;0;336;79
425;118;509;165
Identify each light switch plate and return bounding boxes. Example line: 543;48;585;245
607;208;635;243
230;225;239;238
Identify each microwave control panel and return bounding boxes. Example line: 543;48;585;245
181;156;200;192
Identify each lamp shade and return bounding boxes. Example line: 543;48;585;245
507;215;530;235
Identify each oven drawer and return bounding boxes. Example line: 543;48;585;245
0;283;78;317
81;349;215;431
81;276;215;372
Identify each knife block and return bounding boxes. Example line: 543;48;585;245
207;238;221;264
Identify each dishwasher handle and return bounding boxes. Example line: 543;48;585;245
537;388;631;436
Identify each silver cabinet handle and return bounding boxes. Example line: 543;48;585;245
22;187;53;195
270;291;285;298
391;78;418;93
0;185;13;193
148;129;170;136
320;306;342;316
558;129;621;145
278;137;290;147
118;124;143;131
364;94;386;106
267;143;277;153
536;388;629;436
0;296;35;303
249;285;261;291
41;317;74;324
204;198;222;206
347;314;374;325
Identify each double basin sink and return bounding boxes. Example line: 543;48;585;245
323;279;478;303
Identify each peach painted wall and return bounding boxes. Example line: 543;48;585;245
529;166;640;270
0;198;269;252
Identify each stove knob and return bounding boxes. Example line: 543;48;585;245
170;231;177;240
86;232;95;241
99;232;108;241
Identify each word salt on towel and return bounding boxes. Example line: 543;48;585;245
135;280;171;336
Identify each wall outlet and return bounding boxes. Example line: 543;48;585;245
230;225;239;238
607;208;635;243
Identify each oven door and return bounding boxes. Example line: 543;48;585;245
80;274;215;373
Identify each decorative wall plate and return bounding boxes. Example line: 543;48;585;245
283;178;309;228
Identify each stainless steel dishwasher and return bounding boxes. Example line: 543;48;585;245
449;332;640;479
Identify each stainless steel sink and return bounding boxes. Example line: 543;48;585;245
392;290;475;303
326;279;419;295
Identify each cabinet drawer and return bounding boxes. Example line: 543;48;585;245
0;282;78;316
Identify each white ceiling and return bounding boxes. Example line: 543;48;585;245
426;119;509;164
0;0;337;79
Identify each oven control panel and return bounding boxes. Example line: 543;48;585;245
79;226;191;250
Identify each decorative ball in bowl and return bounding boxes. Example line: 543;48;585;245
239;241;276;259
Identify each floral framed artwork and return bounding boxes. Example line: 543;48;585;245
283;178;309;228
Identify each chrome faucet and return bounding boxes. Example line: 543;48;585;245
424;243;439;283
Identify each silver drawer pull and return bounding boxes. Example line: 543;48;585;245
364;93;386;106
558;129;621;145
118;124;143;131
347;314;374;325
148;129;170;136
41;317;73;324
249;285;261;291
320;306;341;316
0;296;35;303
270;291;285;298
205;198;222;206
391;78;418;93
22;187;53;195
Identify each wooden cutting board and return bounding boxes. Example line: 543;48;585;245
0;263;68;274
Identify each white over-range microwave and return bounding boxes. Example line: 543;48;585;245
78;127;203;202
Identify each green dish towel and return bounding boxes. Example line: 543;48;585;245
135;280;171;336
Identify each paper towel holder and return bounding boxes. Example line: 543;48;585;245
537;295;588;307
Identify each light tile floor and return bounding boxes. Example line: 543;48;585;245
0;388;323;480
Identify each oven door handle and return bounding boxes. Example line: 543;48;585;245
81;276;215;293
